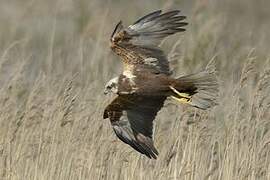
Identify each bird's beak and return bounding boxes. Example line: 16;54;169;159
104;89;108;95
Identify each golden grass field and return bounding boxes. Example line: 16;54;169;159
0;0;270;179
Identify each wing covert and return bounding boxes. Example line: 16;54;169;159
110;10;188;75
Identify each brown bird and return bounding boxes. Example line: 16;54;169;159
103;10;219;159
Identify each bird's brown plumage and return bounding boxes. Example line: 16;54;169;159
110;10;187;75
103;10;219;159
103;95;166;159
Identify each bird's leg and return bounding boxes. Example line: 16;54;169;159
169;86;191;99
170;95;191;103
169;86;191;103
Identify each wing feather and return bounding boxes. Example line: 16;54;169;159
103;95;166;159
133;10;162;25
110;10;188;75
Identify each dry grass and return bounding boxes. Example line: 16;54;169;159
0;0;270;179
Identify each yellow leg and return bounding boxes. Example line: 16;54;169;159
169;86;191;99
170;96;191;104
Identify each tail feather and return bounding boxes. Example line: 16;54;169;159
171;67;219;110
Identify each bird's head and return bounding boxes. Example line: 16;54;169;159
104;77;119;95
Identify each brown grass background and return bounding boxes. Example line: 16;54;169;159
0;0;270;179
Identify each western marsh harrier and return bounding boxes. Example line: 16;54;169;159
103;10;219;159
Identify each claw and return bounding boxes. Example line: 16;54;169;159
169;86;191;99
170;96;191;103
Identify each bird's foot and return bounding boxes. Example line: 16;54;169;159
169;86;191;104
169;86;191;98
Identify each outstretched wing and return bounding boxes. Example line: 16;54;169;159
103;95;166;159
110;10;188;75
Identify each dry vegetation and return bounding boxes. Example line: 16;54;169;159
0;0;270;179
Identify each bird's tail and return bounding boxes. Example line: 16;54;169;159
170;66;219;110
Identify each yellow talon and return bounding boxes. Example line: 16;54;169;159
170;96;191;104
169;86;191;99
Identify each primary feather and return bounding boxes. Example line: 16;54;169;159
110;10;188;75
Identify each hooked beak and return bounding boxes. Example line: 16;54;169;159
104;88;109;95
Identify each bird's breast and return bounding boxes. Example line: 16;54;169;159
118;73;171;96
118;74;138;94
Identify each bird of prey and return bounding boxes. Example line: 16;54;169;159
103;10;219;159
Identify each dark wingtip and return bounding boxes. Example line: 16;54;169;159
152;9;162;14
103;109;108;119
152;147;159;156
111;20;123;41
149;147;158;159
133;10;162;24
180;22;189;26
144;153;152;159
143;151;157;159
164;10;181;15
151;153;157;159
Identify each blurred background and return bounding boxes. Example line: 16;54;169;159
0;0;269;179
1;0;269;86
